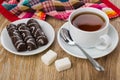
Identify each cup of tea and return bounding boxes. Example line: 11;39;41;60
68;7;111;50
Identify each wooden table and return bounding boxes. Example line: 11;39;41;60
0;1;120;80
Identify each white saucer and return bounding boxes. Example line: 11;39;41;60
57;22;119;59
0;18;55;56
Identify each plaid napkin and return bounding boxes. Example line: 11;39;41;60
0;0;119;21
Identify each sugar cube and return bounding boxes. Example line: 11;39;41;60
41;50;57;65
55;57;71;72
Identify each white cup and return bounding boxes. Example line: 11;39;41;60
69;7;111;50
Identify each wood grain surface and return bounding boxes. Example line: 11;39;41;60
0;0;120;80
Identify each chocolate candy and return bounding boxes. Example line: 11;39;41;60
27;19;48;47
7;24;27;51
17;23;37;51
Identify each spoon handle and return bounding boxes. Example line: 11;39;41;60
75;43;104;71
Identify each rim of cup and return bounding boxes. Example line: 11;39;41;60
68;7;109;33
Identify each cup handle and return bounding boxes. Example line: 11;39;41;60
95;34;111;50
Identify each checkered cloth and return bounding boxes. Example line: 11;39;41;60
0;0;119;21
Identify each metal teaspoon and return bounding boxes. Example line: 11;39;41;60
60;28;104;71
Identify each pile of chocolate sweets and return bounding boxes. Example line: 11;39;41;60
7;19;48;51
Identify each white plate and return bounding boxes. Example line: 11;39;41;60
0;18;55;56
57;22;119;59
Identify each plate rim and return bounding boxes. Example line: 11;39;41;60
0;18;55;56
57;22;119;59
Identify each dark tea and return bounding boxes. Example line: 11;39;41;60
72;12;105;31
